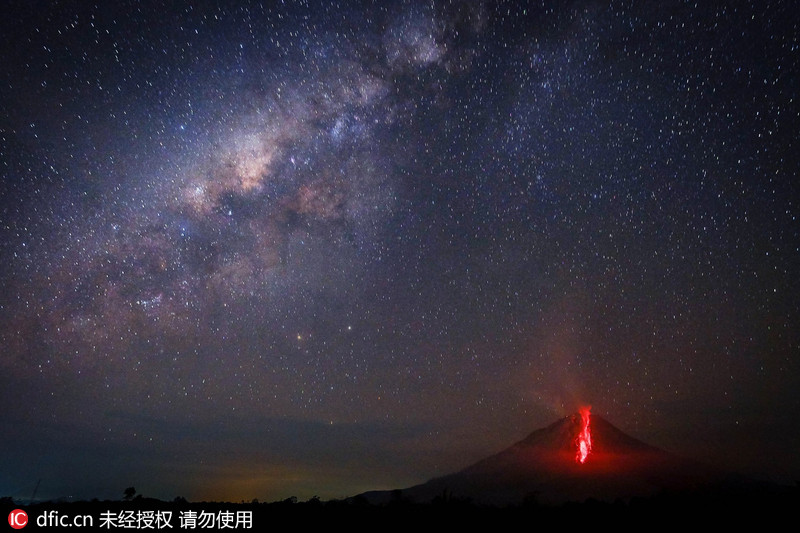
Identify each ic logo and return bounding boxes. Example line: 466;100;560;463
8;509;28;529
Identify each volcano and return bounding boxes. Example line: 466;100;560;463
359;411;767;507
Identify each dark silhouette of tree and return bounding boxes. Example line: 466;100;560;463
123;487;136;501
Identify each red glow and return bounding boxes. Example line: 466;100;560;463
576;406;592;464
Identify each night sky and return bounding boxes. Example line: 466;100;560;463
2;0;798;503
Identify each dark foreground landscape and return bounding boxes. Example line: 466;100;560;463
4;485;798;531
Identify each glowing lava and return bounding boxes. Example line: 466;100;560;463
575;406;592;464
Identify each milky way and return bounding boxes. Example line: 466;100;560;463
1;0;798;502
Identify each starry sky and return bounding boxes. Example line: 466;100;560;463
1;0;798;503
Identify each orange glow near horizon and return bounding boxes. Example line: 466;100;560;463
576;406;592;464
